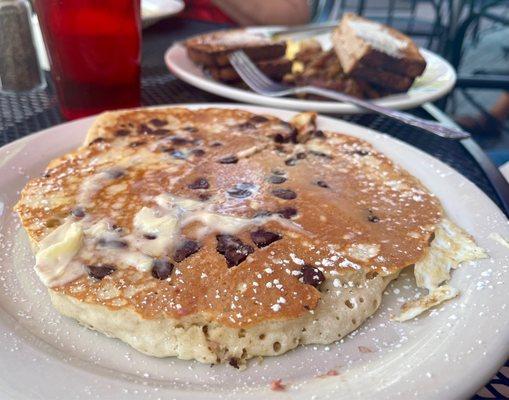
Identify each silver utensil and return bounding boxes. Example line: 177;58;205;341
228;51;470;140
263;21;337;39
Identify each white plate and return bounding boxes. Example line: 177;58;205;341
142;0;184;27
165;28;456;114
0;104;507;400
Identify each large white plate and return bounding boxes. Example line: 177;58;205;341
0;104;507;400
165;29;456;114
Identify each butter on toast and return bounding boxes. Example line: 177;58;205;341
332;13;426;84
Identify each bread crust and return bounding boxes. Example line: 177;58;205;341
185;29;287;67
332;13;426;82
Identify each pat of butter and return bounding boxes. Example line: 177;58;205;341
155;194;202;212
134;207;179;257
122;251;154;272
35;221;84;287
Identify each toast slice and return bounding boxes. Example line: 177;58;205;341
207;57;292;82
349;64;414;92
185;29;287;67
332;13;426;79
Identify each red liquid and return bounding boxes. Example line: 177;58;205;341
35;1;141;120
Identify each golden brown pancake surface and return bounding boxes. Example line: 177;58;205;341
15;107;442;328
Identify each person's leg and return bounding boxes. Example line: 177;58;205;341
456;91;508;137
490;92;509;122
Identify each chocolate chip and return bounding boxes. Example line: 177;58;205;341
230;182;254;194
353;149;369;156
272;188;297;200
183;126;198;133
227;184;252;198
171;136;190;145
143;233;157;240
150;118;166;127
273;133;288;144
87;264;116;280
313;130;325;138
114;129;130;136
316;180;329;188
250;115;269;124
310;150;331;158
368;213;380;223
112;224;123;232
216;235;254;267
190;148;205;157
211;141;223;147
299;265;325;287
89;138;105;146
151;258;174;280
97;238;128;249
285;158;296;166
229;357;240;369
129;140;146;147
138;123;153;134
277;207;297;219
238;121;255;130
174;240;200;262
296;152;307;159
106;168;125;179
218;155;238;164
254;210;273;218
268;175;286;184
170;150;186;160
198;193;211;201
279;121;297;141
71;207;85;219
188;177;210;190
250;229;282;248
272;169;285;176
151;129;171;136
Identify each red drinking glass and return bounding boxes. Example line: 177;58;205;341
35;0;141;120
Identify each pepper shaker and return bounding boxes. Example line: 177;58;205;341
0;0;43;92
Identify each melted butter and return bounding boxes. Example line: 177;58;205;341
133;207;180;257
78;170;120;206
33;192;304;288
35;221;84;287
183;210;254;237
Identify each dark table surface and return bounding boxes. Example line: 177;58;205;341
0;17;508;399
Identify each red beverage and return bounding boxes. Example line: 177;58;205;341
35;0;141;120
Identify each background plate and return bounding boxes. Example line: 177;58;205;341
0;104;507;399
165;29;456;114
142;0;184;28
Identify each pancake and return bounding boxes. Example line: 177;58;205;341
15;107;486;366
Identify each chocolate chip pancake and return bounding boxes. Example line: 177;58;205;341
15;107;485;366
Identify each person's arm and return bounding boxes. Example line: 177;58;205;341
212;0;311;26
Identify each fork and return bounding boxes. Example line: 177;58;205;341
228;51;470;140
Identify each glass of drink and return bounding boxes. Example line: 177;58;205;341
35;0;141;120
